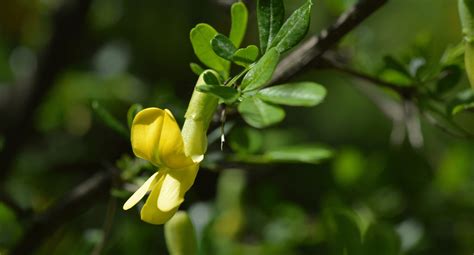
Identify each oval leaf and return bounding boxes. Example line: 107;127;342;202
202;70;221;86
211;34;237;61
257;0;285;53
264;144;333;164
190;24;230;77
269;0;312;54
238;96;285;128
190;62;205;75
232;45;259;67
241;48;280;91
230;2;248;48
447;89;474;115
196;85;240;104
257;82;326;106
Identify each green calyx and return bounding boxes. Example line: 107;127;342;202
181;71;220;159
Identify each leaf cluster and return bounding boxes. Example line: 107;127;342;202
189;0;327;129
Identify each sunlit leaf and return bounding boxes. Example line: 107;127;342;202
232;45;259;67
229;1;248;48
333;148;364;187
190;62;205;75
257;0;285;53
241;48;280;91
211;34;237;61
447;89;474;115
257;82;326;106
238;96;285;128
190;24;230;78
264;144;333;164
269;0;312;54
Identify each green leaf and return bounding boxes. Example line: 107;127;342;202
0;203;22;247
92;101;129;138
196;85;240;104
238;96;285;128
257;0;285;53
264;144;333;164
447;89;474;115
211;34;237;61
257;82;326;106
333;148;364;187
165;211;198;255
440;42;465;66
323;208;363;255
190;62;205;75
202;70;221;85
229;1;248;48
241;48;280;91
229;127;263;154
232;45;259;67
379;69;413;86
383;56;412;79
269;0;312;54
436;65;462;93
190;24;230;78
363;224;400;255
127;103;143;129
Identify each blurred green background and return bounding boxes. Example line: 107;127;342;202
0;0;473;254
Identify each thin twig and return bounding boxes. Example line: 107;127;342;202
422;111;471;139
320;57;414;96
90;193;117;255
10;169;116;255
271;0;389;85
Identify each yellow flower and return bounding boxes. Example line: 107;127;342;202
123;108;201;224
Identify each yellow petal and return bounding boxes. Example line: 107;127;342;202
157;164;199;212
131;108;165;165
159;110;194;169
140;173;178;225
123;172;160;210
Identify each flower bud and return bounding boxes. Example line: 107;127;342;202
164;211;198;255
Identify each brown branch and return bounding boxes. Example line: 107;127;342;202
319;57;414;96
271;0;388;85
